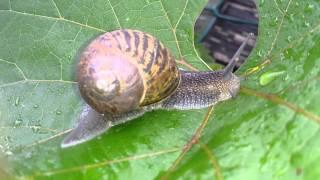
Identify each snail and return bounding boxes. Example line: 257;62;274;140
61;29;253;148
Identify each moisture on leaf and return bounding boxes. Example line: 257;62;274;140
0;0;320;179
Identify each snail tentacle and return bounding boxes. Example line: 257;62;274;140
223;33;253;80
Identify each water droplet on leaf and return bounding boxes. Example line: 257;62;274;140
5;151;13;156
31;124;41;133
3;136;12;143
279;53;285;61
14;118;23;127
286;13;294;22
257;50;265;57
24;151;33;159
305;3;314;13
270;17;278;26
15;97;20;106
56;110;62;115
304;21;310;27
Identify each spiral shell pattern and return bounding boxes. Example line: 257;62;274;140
77;29;180;113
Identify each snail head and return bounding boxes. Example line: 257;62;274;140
221;33;254;99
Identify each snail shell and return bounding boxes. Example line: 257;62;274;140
77;29;180;114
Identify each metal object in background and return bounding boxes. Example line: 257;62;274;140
195;0;259;68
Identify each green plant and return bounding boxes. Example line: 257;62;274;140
0;0;319;179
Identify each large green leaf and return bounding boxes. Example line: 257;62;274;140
0;0;319;179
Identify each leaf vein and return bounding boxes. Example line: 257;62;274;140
106;0;122;29
0;79;77;88
1;10;105;33
273;0;285;15
266;0;293;57
174;0;188;29
51;0;62;18
161;106;214;179
25;128;72;148
0;126;58;133
0;58;27;80
29;147;180;177
159;0;183;59
241;87;320;125
49;51;63;80
200;142;224;180
0;80;26;88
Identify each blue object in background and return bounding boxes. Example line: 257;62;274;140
197;0;258;43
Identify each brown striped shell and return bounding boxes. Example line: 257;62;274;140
77;29;180;114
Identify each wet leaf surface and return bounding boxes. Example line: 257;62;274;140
0;0;319;179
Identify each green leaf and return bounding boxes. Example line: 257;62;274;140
163;0;320;179
0;0;320;179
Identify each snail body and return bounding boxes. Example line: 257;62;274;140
62;29;252;148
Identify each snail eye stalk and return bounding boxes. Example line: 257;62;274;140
223;33;254;80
